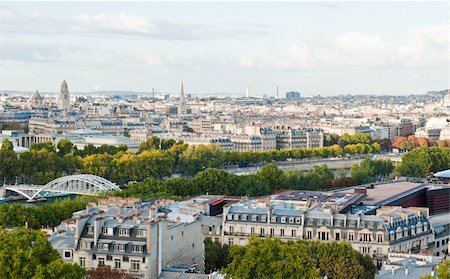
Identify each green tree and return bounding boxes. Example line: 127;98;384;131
257;163;285;192
222;237;321;279
0;227;85;279
205;238;229;274
57;139;74;156
139;135;161;152
30;141;56;153
0;138;19;183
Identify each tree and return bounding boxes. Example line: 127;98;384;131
57;139;74;156
0;138;19;183
222;237;321;279
139;135;161;152
30;141;56;153
205;238;229;274
257;163;285;192
0;227;85;279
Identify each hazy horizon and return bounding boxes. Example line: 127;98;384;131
1;1;448;96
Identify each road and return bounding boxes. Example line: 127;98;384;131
225;157;365;175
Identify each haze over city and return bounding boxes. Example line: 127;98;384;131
1;1;448;96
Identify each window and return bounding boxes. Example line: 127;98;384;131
233;214;239;221
228;238;234;245
80;241;90;249
102;227;111;235
307;231;312;239
260;228;265;236
335;233;340;241
171;235;174;241
79;257;86;267
118;228;129;237
114;244;125;252
251;227;255;235
63;250;72;259
114;259;121;269
242;214;247;221
131;260;140;271
280;229;285;237
270;228;275;236
349;234;354;241
281;217;286;223
377;235;383;243
227;214;233;220
271;216;277;223
87;226;94;235
291;230;296;237
132;245;143;253
295;217;301;224
261;215;267;222
98;243;109;251
252;215;257;221
98;257;105;266
229;226;234;233
289;217;294;224
136;230;146;238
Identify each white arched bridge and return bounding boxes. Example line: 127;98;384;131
4;174;121;201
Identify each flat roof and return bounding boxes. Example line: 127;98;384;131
337;181;424;206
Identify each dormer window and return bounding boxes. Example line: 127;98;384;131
261;215;267;222
233;214;239;221
271;216;277;223
242;214;248;221
281;217;286;223
87;226;94;235
252;215;258;221
136;230;146;238
118;228;129;237
114;244;125;252
295;217;301;224
289;217;294;224
132;245;143;253
98;243;109;251
227;214;233;220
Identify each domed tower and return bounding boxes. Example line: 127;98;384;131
58;80;70;110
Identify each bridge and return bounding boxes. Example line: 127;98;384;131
3;174;121;201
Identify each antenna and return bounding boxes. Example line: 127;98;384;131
277;86;279;99
152;88;155;99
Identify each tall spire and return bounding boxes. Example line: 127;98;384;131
178;80;186;114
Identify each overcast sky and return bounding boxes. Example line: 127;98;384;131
0;1;448;96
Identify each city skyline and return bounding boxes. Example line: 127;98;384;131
0;1;448;96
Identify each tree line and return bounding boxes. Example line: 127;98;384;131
116;159;394;201
393;146;450;177
207;237;377;279
0;135;382;185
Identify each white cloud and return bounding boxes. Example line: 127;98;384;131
239;57;255;67
132;48;162;66
279;25;449;70
72;13;157;35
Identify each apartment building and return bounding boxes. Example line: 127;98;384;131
49;197;205;278
221;200;434;265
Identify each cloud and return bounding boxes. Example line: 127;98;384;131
278;25;449;70
239;57;255;68
0;38;66;62
131;48;162;66
72;13;157;35
0;8;272;41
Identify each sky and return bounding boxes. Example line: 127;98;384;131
0;1;448;96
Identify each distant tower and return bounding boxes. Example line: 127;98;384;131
276;86;279;99
58;80;70;110
246;85;251;98
29;90;44;108
178;81;186;114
